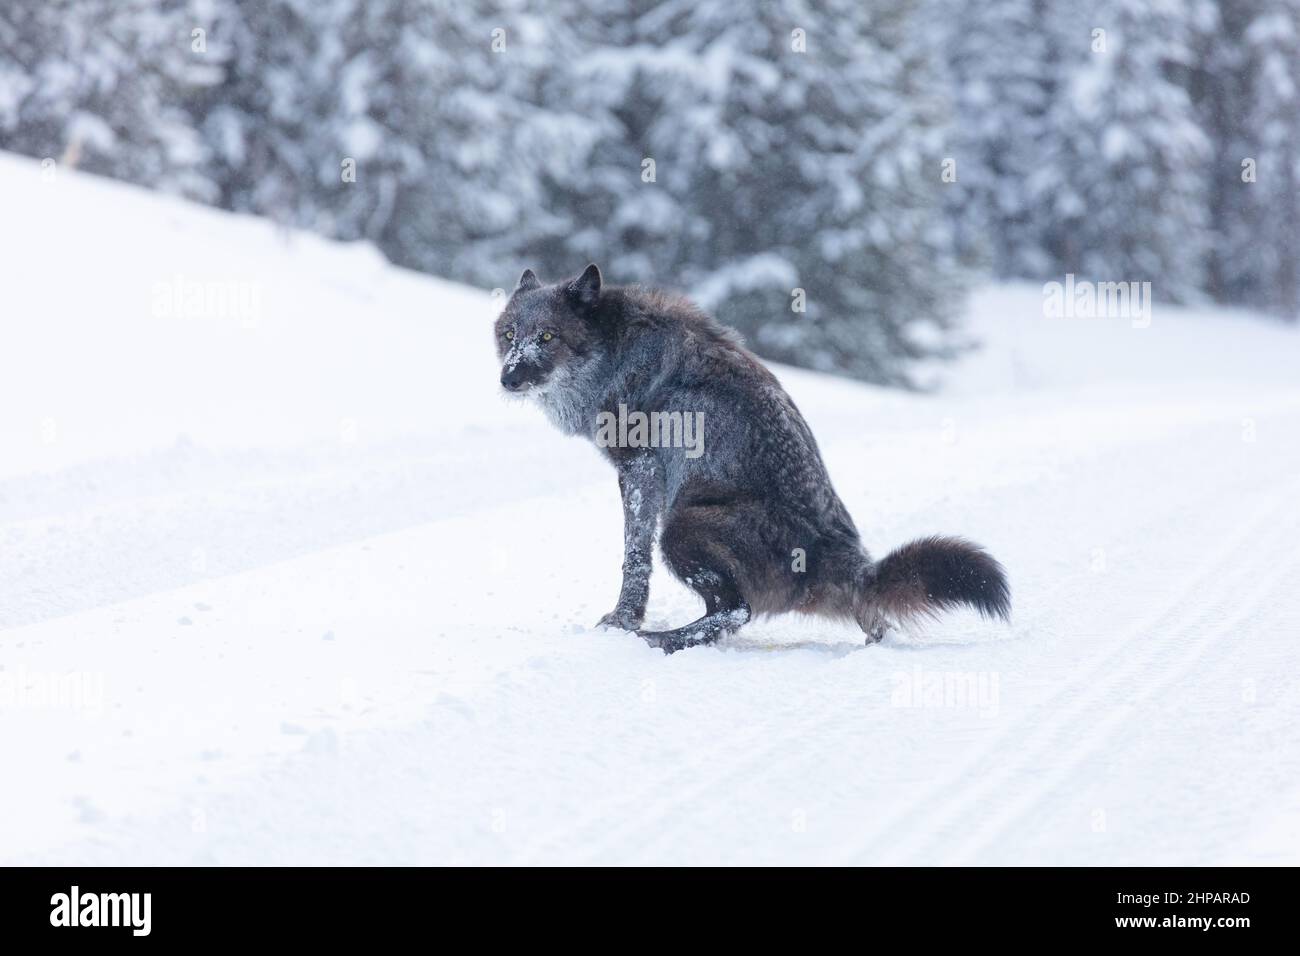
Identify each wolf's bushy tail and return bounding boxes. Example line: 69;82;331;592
858;535;1010;631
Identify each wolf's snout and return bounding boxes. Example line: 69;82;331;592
500;366;527;391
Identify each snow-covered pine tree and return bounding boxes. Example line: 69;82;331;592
375;0;594;285
1188;0;1300;320
1045;0;1209;302
931;0;1060;277
1235;1;1300;320
1185;0;1250;305
0;0;218;198
526;0;964;385
186;0;384;231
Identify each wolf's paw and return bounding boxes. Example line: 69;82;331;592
638;630;687;655
865;620;891;645
595;608;643;632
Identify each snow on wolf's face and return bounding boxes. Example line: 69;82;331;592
495;265;601;395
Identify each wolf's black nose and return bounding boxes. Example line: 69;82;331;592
500;369;525;391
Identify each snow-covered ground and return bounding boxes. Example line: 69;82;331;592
3;151;1299;865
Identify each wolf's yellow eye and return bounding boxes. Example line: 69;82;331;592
504;330;514;341
542;331;554;342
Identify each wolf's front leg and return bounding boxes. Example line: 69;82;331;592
595;453;663;631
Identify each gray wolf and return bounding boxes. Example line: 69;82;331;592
495;264;1010;653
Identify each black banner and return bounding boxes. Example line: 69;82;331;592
0;866;1284;944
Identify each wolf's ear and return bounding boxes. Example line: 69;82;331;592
566;263;602;310
516;268;541;293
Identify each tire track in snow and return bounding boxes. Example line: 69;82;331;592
0;429;603;631
554;684;864;864
507;658;802;864
847;474;1299;865
948;541;1300;865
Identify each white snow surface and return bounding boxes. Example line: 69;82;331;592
3;152;1300;865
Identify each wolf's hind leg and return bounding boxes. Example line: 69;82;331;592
638;603;750;654
638;506;750;654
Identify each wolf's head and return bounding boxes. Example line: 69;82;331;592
495;264;603;394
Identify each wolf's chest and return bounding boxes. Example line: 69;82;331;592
534;387;589;435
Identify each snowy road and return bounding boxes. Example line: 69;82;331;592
3;154;1299;864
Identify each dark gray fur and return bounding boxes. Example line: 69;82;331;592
495;265;1010;654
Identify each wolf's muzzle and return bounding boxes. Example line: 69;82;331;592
500;366;529;391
